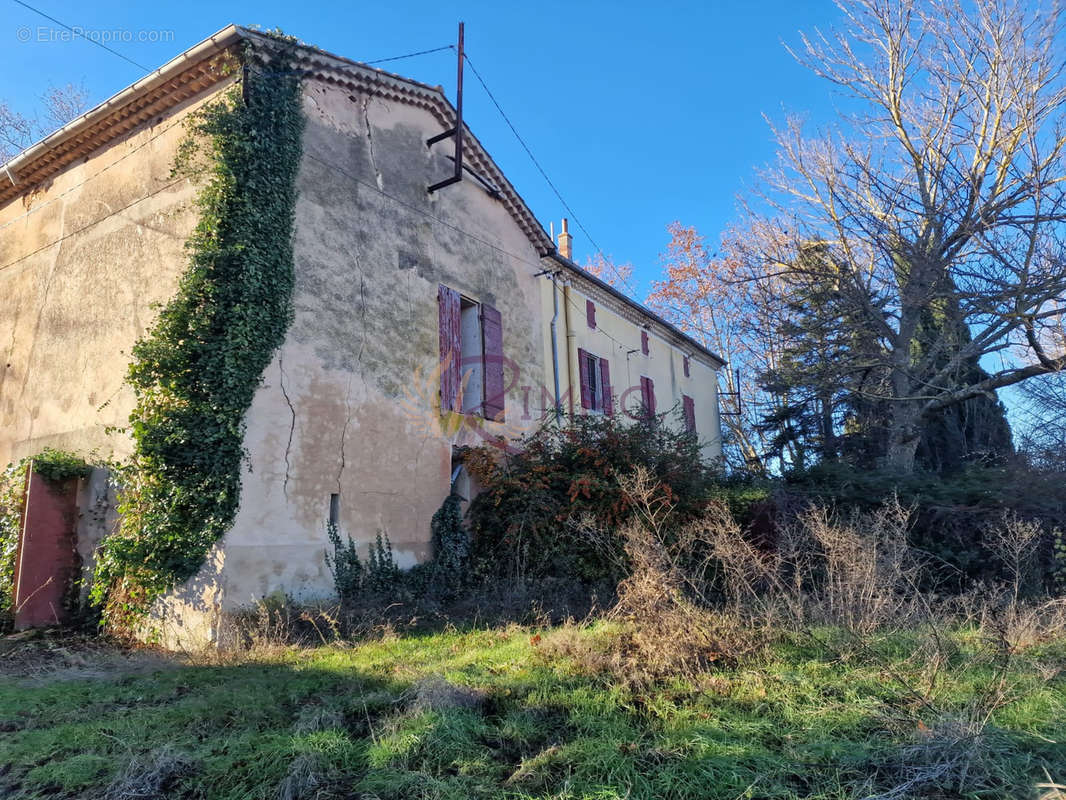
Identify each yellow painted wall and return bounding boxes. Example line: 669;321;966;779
538;274;723;461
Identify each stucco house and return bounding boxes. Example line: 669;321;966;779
0;26;723;642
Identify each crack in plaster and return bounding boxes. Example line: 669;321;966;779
362;97;384;191
278;352;296;499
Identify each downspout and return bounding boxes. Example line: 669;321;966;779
549;273;563;423
562;280;578;417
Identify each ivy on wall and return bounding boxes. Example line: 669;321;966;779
92;37;305;626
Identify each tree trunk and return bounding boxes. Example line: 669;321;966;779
883;401;921;473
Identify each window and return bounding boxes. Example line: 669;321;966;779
459;299;483;414
586;299;597;329
641;330;649;355
577;347;612;414
438;284;505;420
682;394;696;433
683;356;690;378
639;375;656;418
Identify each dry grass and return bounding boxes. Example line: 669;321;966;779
103;745;198;800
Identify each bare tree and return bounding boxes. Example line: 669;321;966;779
740;0;1066;472
648;223;800;472
1;83;90;163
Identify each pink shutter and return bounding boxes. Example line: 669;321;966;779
683;356;690;378
683;394;696;432
586;299;596;329
482;304;505;421
438;285;461;411
599;358;612;416
640;376;656;418
641;330;649;355
577;348;591;409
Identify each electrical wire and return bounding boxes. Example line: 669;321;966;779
0;112;194;235
462;49;639;298
365;45;454;65
11;0;151;72
0;176;185;273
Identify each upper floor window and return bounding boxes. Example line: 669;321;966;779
438;284;505;421
578;347;612;414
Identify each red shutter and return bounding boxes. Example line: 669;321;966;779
641;330;649;355
683;356;690;378
640;376;656;418
683;394;696;433
599;358;612;416
482;304;505;421
577;347;591;409
438;285;461;412
586;299;596;329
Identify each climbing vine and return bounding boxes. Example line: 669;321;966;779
92;37;305;626
1;449;91;628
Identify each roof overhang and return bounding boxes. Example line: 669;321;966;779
1;26;721;369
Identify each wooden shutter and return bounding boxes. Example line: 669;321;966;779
683;394;696;433
599;358;612;416
586;299;596;329
482;304;505;421
641;330;649;355
683;356;690;378
438;285;461;411
577;347;591;409
640;376;656;417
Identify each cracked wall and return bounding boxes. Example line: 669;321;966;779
189;78;550;610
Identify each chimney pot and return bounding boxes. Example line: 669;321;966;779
558;218;573;261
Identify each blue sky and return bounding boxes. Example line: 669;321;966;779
3;0;843;296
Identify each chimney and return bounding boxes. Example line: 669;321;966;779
557;218;573;261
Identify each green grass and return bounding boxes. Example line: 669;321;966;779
1;625;1064;799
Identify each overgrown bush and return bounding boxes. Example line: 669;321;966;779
465;413;716;584
426;491;470;601
324;524;400;607
782;461;1066;590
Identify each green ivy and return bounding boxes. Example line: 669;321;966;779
92;38;305;626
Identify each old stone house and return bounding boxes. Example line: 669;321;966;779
0;26;723;642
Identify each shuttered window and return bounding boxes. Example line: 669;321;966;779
586;299;596;329
482;304;505;421
438;285;461;412
641;330;649;355
683;356;690;378
682;394;696;433
438;285;505;421
639;376;656;418
577;348;610;413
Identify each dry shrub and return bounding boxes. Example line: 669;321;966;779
104;746;197;800
277;753;328;800
410;675;486;712
689;494;922;634
544;468;760;686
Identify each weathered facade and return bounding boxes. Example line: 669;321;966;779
0;27;723;644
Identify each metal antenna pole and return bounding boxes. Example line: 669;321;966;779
428;22;466;193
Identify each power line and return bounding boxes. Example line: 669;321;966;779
0;113;191;234
462;49;639;298
365;44;454;65
11;0;151;72
0;176;185;273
